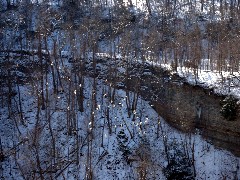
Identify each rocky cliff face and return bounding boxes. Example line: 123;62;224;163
154;82;240;155
124;65;240;156
82;57;240;156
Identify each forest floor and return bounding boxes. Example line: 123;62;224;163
0;52;240;179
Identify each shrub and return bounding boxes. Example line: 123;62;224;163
220;95;238;121
117;130;131;163
163;141;194;180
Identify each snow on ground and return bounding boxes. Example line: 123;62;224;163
177;66;240;98
174;65;240;99
97;37;240;100
139;57;240;100
93;47;240;100
0;72;239;179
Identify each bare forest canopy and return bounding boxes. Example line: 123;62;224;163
1;0;240;75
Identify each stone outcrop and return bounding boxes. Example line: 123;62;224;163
84;57;240;156
124;65;240;156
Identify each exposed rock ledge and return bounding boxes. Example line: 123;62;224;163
120;64;240;156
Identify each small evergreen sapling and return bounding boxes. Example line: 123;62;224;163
220;95;238;121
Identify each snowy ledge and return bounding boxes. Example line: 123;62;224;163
142;59;240;103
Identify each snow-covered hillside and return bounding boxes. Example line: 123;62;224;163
1;0;240;179
0;73;239;179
